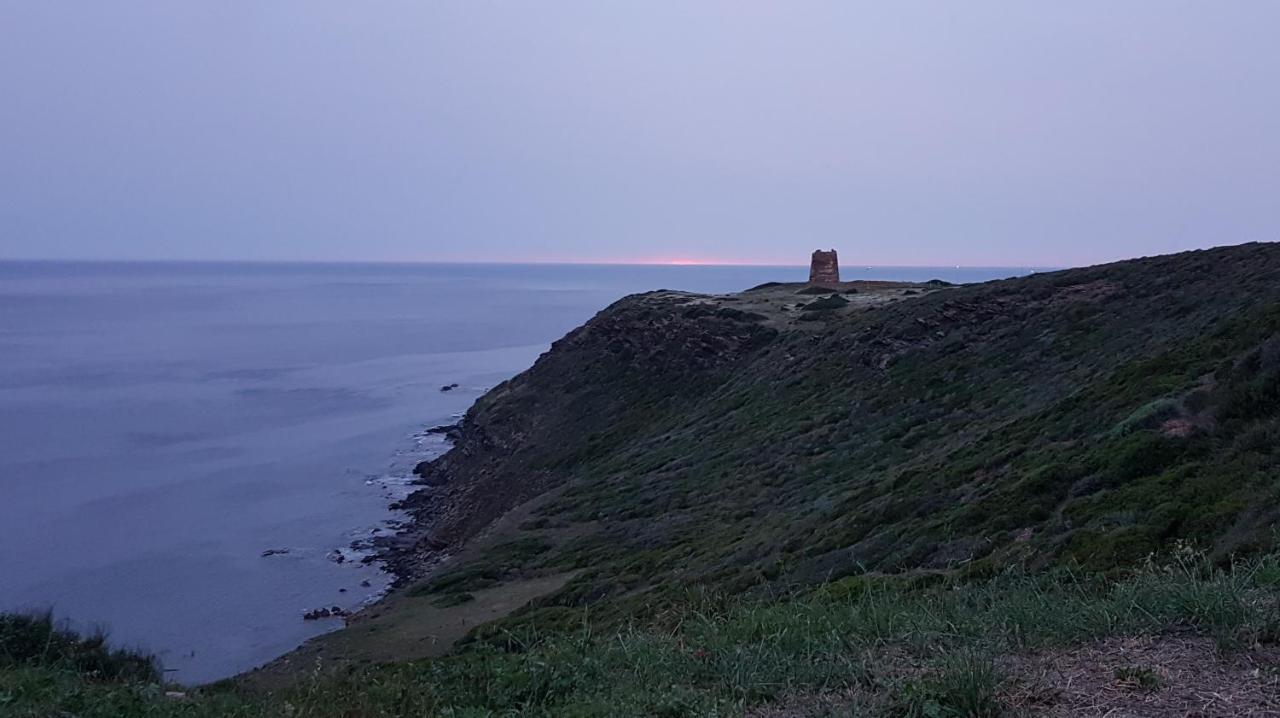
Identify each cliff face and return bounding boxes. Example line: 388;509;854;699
396;243;1280;605
393;291;779;577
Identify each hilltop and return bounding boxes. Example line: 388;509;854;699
6;243;1280;716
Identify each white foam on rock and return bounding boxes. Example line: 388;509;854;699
334;422;457;600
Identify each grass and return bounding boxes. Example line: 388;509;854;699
798;294;849;311
896;652;1004;718
409;538;555;597
0;612;157;683
4;548;1280;716
430;592;477;608
1114;665;1164;691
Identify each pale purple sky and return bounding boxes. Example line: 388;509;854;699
2;3;1278;266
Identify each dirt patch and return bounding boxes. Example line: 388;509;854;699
1007;635;1280;717
243;490;585;691
243;571;576;691
677;281;942;333
747;636;1280;717
1160;417;1199;438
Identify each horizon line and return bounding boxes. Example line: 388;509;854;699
0;256;1061;270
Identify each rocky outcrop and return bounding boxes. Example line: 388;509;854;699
302;606;349;621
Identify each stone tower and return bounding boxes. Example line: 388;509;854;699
809;249;840;285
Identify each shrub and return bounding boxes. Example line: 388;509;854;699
0;612;158;683
896;652;1004;717
1111;398;1181;437
799;295;849;312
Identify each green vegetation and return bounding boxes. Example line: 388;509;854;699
0;613;157;683
1113;665;1164;691
4;549;1279;716
409;538;555;597
897;653;1003;718
429;592;476;608
798;294;849;311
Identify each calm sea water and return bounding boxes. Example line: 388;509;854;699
0;261;1040;683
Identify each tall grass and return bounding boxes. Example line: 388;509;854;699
0;612;157;682
5;549;1279;717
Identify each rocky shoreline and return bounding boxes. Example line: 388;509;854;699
278;420;468;625
373;420;468;586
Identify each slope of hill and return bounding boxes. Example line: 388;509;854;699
6;243;1280;716
394;243;1280;613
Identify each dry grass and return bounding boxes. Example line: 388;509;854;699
1007;635;1280;717
748;636;1280;717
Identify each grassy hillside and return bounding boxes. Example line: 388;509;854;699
6;243;1280;716
5;550;1279;715
398;243;1280;627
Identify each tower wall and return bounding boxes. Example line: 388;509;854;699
809;249;840;285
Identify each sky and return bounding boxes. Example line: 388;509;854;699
1;3;1278;267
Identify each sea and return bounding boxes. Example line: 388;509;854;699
0;261;1041;683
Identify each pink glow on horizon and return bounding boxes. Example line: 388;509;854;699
462;253;807;267
580;255;803;267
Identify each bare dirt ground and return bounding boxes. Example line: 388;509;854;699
243;490;582;690
672;280;942;331
243;569;575;691
750;636;1280;717
1007;635;1280;717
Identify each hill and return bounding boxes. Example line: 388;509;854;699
6;243;1280;716
392;242;1280;606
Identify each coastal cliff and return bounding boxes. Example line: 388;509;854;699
390;243;1280;609
388;290;781;578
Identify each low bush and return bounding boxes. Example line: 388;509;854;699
0;612;157;683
